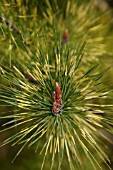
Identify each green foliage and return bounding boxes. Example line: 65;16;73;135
0;0;113;170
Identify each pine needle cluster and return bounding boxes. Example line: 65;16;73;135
0;0;113;170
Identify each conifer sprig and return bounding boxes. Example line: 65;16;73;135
0;39;113;169
0;0;113;170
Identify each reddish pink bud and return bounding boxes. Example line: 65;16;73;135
52;82;63;115
62;29;69;44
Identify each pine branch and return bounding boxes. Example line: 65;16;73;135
0;39;113;169
0;0;113;170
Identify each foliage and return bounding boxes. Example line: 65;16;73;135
0;0;113;170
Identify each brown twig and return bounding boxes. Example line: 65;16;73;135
0;14;21;35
